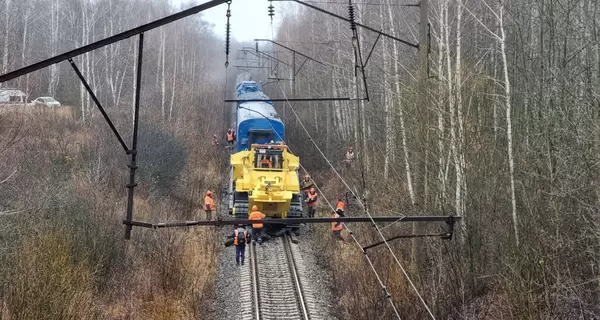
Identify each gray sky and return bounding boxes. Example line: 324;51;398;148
170;0;284;42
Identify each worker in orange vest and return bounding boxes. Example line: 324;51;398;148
248;205;266;244
331;211;343;240
305;187;318;218
226;128;234;147
260;156;273;168
204;191;216;220
335;198;345;217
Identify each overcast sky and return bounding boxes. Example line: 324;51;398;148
170;0;285;42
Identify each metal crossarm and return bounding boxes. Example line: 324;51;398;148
125;215;461;228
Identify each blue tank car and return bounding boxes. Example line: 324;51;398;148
235;81;285;151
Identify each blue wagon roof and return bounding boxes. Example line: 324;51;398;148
236;81;272;104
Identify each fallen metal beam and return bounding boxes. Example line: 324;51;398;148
125;215;462;229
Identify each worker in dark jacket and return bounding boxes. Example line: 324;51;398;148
306;188;318;218
229;225;249;265
331;211;343;240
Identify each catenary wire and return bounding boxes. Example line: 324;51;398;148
273;78;437;319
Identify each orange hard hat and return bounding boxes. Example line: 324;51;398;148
252;205;258;211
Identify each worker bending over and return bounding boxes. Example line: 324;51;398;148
335;199;345;217
248;205;266;245
306;188;318;218
300;175;314;199
230;225;248;265
331;211;343;240
204;191;216;220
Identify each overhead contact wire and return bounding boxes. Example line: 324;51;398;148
236;76;401;318
273;78;437;319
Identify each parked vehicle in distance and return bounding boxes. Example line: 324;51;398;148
33;97;61;108
0;89;28;105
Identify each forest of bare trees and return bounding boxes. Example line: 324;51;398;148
262;0;600;317
1;0;599;318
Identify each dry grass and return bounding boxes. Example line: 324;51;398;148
0;107;224;320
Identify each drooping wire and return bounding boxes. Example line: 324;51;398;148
272;77;437;319
238;103;402;319
240;66;401;318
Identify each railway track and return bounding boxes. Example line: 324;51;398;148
237;235;324;320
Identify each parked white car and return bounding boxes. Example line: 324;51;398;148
33;97;61;108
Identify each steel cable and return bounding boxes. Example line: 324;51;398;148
273;79;437;319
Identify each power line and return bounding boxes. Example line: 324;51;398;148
273;79;437;319
236;90;402;318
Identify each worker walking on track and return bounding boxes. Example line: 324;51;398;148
331;211;343;240
231;225;248;265
336;198;345;217
306;187;318;218
249;205;266;245
226;128;234;147
204;191;216;220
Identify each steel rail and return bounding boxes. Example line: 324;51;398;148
283;235;310;320
251;244;261;320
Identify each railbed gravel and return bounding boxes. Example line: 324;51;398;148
214;225;339;320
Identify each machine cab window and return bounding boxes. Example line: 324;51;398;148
254;147;283;170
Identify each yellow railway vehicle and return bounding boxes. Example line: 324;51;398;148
229;143;304;225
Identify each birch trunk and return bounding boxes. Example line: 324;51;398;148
436;0;447;208
2;0;9;75
169;46;178;121
160;29;166;123
499;0;519;245
455;0;467;233
381;6;391;179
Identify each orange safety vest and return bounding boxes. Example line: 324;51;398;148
204;196;215;211
331;213;343;231
336;200;344;211
248;210;265;228
234;229;247;246
307;192;317;206
227;132;234;141
260;159;272;168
